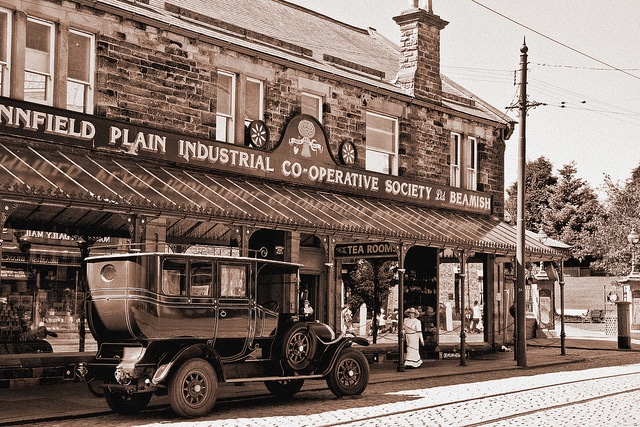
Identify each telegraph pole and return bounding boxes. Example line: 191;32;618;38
515;40;529;367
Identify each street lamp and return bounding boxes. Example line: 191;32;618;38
627;229;639;275
537;228;548;244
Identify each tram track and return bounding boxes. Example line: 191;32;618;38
15;363;640;426
320;366;640;426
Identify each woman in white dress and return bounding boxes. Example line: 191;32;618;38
403;307;424;368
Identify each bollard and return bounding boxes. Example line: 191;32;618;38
616;301;632;349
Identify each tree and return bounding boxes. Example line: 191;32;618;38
589;174;640;275
542;162;603;263
346;259;394;317
505;156;557;231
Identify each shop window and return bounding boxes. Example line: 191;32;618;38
465;136;478;191
0;9;10;97
216;70;236;143
450;132;461;187
220;264;247;298
25;17;55;104
365;111;398;175
302;92;322;123
67;29;94;113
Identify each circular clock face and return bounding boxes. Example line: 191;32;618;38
248;120;268;148
339;141;357;165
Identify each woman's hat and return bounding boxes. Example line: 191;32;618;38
404;307;420;316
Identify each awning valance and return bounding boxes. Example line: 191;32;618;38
0;139;567;259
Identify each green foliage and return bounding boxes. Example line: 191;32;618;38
588;175;640;275
543;162;603;262
505;156;556;232
506;157;603;267
346;259;394;316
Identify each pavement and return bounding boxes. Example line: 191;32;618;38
1;324;640;425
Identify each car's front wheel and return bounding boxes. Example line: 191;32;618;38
326;348;369;397
169;358;218;418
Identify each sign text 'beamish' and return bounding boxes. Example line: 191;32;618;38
334;242;398;259
0;98;492;214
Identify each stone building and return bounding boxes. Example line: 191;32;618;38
0;0;566;353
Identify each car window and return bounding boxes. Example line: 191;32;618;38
190;260;212;297
162;258;187;296
220;264;247;297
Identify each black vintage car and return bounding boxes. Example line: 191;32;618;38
83;252;369;418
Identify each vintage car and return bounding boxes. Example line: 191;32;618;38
83;252;369;418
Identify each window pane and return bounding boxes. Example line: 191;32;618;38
450;133;460;166
366;150;390;174
24;71;47;101
216;115;229;142
26;20;51;73
245;79;262;121
162;258;187;296
450;134;461;187
366;113;396;152
67;81;85;112
0;13;7;62
302;93;321;121
217;72;233;115
220;265;246;297
0;12;8;96
68;31;91;81
190;260;212;297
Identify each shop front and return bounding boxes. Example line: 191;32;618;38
0;97;565;355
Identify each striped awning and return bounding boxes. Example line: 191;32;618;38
0;139;567;259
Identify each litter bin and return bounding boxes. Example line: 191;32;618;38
616;301;632;349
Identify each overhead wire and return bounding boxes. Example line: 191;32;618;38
444;1;640;128
469;0;640;82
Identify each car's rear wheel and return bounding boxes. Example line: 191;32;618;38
326;348;369;397
169;358;218;418
282;323;316;371
104;390;152;414
264;378;305;397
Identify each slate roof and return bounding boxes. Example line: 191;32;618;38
97;0;513;126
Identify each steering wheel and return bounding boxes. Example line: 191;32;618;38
261;300;279;312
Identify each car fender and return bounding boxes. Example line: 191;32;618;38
152;342;224;385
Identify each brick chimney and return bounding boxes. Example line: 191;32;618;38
393;0;448;104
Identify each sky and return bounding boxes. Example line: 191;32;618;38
286;0;640;197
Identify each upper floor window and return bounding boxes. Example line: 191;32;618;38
450;132;479;190
216;70;265;145
302;92;322;123
450;133;461;187
3;13;95;112
216;70;236;143
67;29;95;113
365;111;398;175
25;17;55;104
0;9;10;97
465;136;477;191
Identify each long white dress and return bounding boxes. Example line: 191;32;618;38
403;316;424;368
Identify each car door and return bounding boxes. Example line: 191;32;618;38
215;262;252;359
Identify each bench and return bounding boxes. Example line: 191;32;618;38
587;309;605;323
